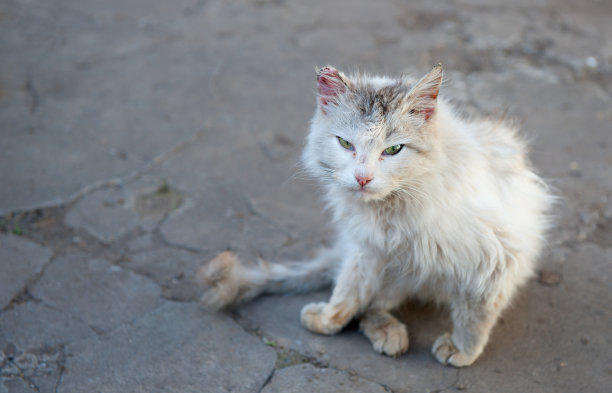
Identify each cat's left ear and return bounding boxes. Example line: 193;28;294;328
406;64;443;121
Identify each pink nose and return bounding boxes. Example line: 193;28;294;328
355;175;373;188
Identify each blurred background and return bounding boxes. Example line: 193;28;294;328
1;0;610;392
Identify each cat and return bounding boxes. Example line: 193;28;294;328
197;64;553;367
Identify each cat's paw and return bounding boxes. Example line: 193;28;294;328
432;333;478;368
364;320;409;358
300;302;346;335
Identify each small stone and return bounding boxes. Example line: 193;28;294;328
569;161;581;176
576;230;588;242
456;384;467;391
3;342;17;357
15;353;38;371
538;270;562;286
0;362;20;377
585;56;598;68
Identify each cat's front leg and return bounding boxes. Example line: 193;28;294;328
433;291;509;367
301;250;376;335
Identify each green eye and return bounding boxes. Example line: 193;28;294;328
383;144;403;156
337;136;354;150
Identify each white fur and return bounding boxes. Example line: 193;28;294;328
199;66;553;367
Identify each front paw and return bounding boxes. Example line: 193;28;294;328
365;320;409;358
300;302;345;335
432;333;478;368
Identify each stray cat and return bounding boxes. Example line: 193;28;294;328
198;64;553;367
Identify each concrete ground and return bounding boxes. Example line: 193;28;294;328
1;0;611;392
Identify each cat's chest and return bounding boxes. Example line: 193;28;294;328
342;206;424;253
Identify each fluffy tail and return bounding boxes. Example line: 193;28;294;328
196;249;339;310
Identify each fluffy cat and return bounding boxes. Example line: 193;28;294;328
197;64;553;367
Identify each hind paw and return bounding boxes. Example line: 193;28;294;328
432;333;478;368
360;311;409;358
369;321;409;358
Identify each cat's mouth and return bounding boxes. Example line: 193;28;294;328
351;186;383;201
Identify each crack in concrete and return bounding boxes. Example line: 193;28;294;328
12;254;104;340
0;246;56;314
242;192;296;241
229;309;400;393
53;346;66;393
0;233;165;339
256;368;276;393
0;202;201;316
430;368;461;393
54;367;64;393
0;344;66;392
4;360;40;392
0;126;209;217
24;73;40;114
154;214;210;254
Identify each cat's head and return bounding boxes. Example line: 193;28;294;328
303;65;444;202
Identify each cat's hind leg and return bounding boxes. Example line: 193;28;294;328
360;309;409;358
432;291;510;367
197;249;339;310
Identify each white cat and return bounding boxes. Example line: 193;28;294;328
198;64;553;367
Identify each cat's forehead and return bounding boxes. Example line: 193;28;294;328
348;75;412;120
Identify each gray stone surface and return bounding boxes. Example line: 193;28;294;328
159;179;294;259
31;253;161;332
0;0;207;214
0;302;92;350
0;234;52;309
261;363;389;393
125;245;204;301
64;176;185;242
60;301;276;393
239;293;459;393
0;346;64;393
1;0;611;391
64;186;141;243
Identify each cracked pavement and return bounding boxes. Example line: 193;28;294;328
1;0;611;392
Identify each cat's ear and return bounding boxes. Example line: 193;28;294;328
316;66;347;112
406;64;443;121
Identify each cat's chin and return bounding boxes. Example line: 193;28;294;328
348;188;386;202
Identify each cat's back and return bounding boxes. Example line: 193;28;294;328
437;105;552;263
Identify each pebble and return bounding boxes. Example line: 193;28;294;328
15;353;38;371
538;270;562;286
585;56;598;68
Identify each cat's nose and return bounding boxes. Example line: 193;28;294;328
355;175;373;188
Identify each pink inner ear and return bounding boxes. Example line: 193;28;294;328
414;86;439;120
317;67;345;106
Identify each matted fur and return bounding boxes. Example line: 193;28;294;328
198;65;553;367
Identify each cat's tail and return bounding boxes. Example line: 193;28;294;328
196;249;339;310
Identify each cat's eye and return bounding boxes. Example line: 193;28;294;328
383;144;403;156
337;136;354;151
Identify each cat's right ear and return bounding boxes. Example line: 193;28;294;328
405;64;443;121
316;66;347;113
